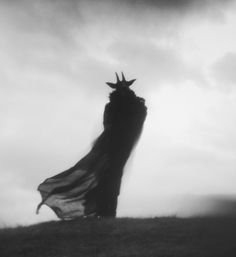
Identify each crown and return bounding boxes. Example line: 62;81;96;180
106;72;136;89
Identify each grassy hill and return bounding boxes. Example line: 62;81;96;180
0;217;236;257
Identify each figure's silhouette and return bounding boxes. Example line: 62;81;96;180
37;73;147;218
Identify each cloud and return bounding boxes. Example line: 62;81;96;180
119;194;236;217
0;173;57;227
1;0;236;225
117;0;235;11
0;0;83;38
0;0;233;95
109;40;205;90
211;52;236;89
1;0;235;39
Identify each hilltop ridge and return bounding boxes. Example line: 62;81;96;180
1;217;236;257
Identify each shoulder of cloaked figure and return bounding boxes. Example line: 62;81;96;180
138;96;145;103
137;96;147;107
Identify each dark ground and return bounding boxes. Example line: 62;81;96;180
0;217;236;257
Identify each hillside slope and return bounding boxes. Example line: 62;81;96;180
0;217;236;257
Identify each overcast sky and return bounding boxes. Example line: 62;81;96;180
1;0;236;226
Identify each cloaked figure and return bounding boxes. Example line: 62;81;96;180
37;73;147;218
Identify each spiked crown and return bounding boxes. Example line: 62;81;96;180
106;72;136;89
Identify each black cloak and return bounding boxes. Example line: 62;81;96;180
37;77;147;219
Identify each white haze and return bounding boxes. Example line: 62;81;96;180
1;0;236;226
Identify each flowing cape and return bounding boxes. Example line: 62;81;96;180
37;90;147;219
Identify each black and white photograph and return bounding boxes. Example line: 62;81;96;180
1;0;236;256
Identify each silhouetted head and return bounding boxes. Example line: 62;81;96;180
106;72;136;93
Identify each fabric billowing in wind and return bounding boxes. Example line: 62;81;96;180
37;82;147;219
